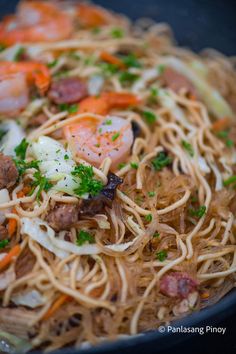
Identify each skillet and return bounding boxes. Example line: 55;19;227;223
0;0;236;353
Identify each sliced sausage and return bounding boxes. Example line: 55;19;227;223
0;153;19;189
162;67;197;96
160;272;197;299
46;203;79;231
48;77;88;104
15;247;36;279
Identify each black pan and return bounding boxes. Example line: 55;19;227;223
1;1;236;353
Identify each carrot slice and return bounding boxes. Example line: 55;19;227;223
8;208;17;237
43;294;70;320
16;185;31;198
78;96;109;115
212;117;230;132
102;92;141;109
77;4;110;27
0;245;21;271
100;51;125;69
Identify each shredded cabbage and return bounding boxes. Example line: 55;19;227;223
0;120;25;157
0;331;32;354
11;290;46;309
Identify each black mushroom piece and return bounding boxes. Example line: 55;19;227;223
79;172;123;217
131;121;141;140
46;203;79;232
0;153;19;189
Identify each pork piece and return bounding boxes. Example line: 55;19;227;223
0;307;37;339
46;203;79;231
28;113;48;128
160;272;197;299
162;67;197;96
15;247;36;279
48;77;88;104
0;153;18;189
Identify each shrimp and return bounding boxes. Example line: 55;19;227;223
0;1;73;46
76;3;113;28
0;73;29;116
0;61;51;95
64;115;134;169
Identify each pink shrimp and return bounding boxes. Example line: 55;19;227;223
0;61;51;95
64;115;134;169
0;1;73;46
0;73;29;116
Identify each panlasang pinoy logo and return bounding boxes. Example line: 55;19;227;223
158;326;226;335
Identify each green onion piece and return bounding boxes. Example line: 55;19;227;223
0;239;9;249
111;132;120;141
76;230;94;246
110;27;124;38
182;140;194;157
14;138;29;160
189;205;207;218
130;162;139;169
145;214;152;222
151;152;172;171
156;250;167;261
142;111;156;124
223;175;236;187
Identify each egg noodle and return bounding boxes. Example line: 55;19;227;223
0;1;236;352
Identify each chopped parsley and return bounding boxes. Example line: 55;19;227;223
91;27;101;35
104;119;112;125
58;103;78;114
0;239;9;249
13;47;25;61
226;139;234;148
153;232;160;238
119;71;139;84
216;129;234;148
142;111;156;124
145;214;152;222
72;164;103;197
150;87;159;97
0;43;6;52
31;171;53;201
99;62;119;76
182;140;194;157
47;59;58;68
156;250;167;261
76;230;95;246
69;52;81;60
151;152;172;171
148;191;155;197
223;175;236;187
0;129;6;141
118;163;126;170
111;132;120;141
121;53;141;68
130;162;139;169
14;138;29;160
157;64;166;75
64;154;69;160
14;159;40;177
189;205;207;218
110;27;124;38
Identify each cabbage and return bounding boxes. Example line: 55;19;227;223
0;267;15;291
160;56;234;119
0;120;25;157
11;290;46;309
0;189;10;223
31;136;81;196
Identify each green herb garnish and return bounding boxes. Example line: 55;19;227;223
153;232;160;238
31;171;53;201
157;64;165;75
189;205;207;218
110;27;124;38
64;154;69;160
99;62;119;76
76;230;95;246
0;239;9;249
0;43;6;52
145;214;152;222
47;59;58;68
217;130;229;139
72;164;103;197
118;163;126;170
226;139;234;148
182;140;194;157
130;162;139;169
14;47;25;61
14;159;40;176
156;250;167;261
223;175;236;187
14;138;29;160
91;27;101;35
0;129;6;141
111;132;120;141
142;111;156;124
148;191;155;197
104;119;112;125
58;103;78;114
122;53;141;68
152;152;172;171
119;71;139;84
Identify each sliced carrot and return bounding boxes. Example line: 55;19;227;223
43;294;70;320
78;96;109;115
77;4;110;28
212;117;230;132
0;244;21;271
100;51;125;69
200;291;210;299
16;185;31;198
8;208;17;237
102;92;141;109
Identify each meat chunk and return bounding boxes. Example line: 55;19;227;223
162;68;197;96
28;113;48;128
46;203;79;231
15;247;36;279
48;77;88;104
160;272;197;299
0;153;18;189
0;224;8;240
